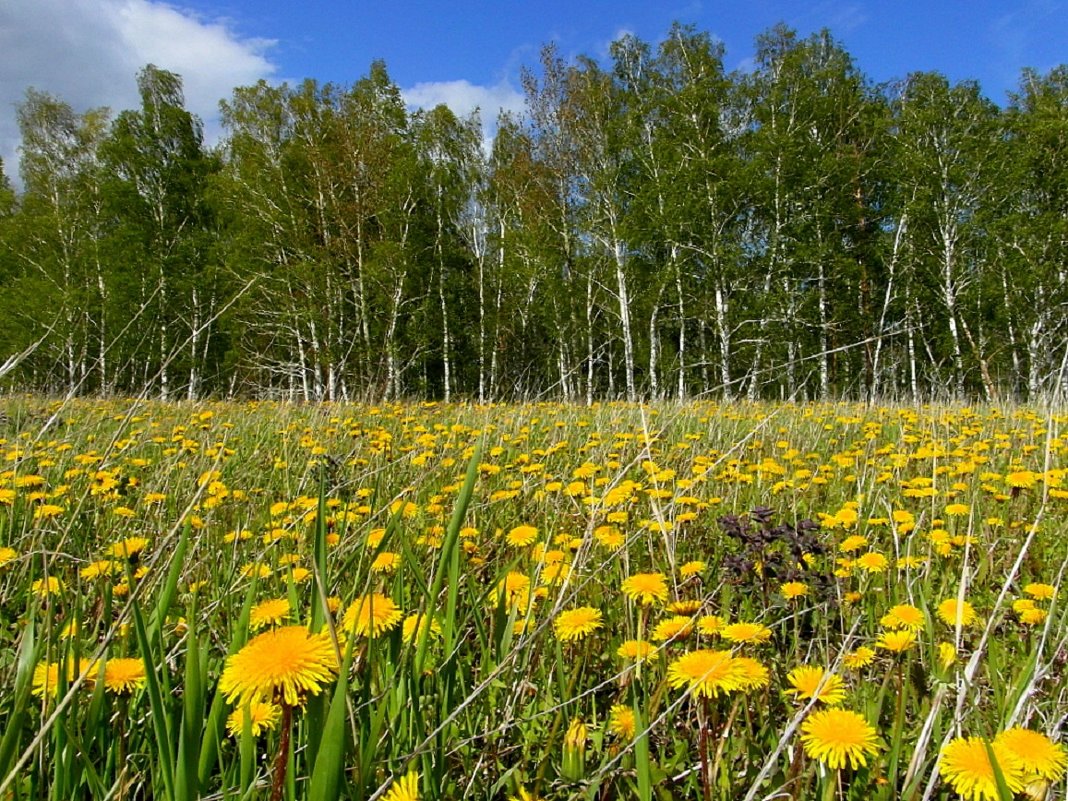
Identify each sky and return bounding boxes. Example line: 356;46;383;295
1;0;1065;186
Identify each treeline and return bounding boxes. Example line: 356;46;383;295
0;23;1065;402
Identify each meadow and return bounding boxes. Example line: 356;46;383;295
0;396;1065;801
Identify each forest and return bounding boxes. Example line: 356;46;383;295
0;22;1065;403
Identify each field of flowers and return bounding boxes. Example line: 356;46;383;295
0;396;1066;801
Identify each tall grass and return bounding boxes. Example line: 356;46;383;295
0;396;1065;799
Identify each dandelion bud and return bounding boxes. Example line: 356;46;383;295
938;641;957;670
562;717;587;781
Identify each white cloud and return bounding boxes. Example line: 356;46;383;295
403;79;526;151
0;0;277;185
403;78;525;123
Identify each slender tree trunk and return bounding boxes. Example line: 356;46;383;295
96;266;107;393
383;278;404;402
648;282;664;400
817;260;830;400
436;203;452;403
308;319;324;400
699;319;709;394
586;273;595;406
675;260;686;401
188;285;200;400
959;314;996;401
490;281;503;401
871;213;905;402
714;281;731;400
941;229;966;397
749;272;773;402
612;236;636;402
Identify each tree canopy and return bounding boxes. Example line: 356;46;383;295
1;29;1066;402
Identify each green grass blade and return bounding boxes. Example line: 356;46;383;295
148;522;191;641
130;599;176;801
416;443;480;674
308;637;357;801
0;613;37;782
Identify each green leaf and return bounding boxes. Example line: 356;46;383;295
130;599;176;801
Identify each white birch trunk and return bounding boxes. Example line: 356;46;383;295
612;238;636;402
714;281;732;399
675;262;686;401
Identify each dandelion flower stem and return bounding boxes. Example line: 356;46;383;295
709;696;742;798
697;697;713;801
270;702;293;801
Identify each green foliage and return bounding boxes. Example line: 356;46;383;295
0;29;1066;401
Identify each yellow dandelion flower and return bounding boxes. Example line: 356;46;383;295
0;546;18;567
401;613;442;643
855;551;889;573
219;625;339;707
721;621;772;645
1024;583;1055;601
729;656;770;691
32;576;64;598
801;708;880;770
106;537;149;560
383;771;420;801
665;599;702;615
697;614;726;636
594;526;625;549
843;647;876;669
608;704;636;739
1020;607;1048;626
227;699;282;737
785;666;846;706
553;607;603;642
33;504;65;520
880;604;925;630
938;641;957;669
838;535;868;553
616;639;658;662
32;659;91;698
102;658;147;695
940;737;1025;800
994;728;1067;782
493;572;534;613
1013;598;1036;614
250;598;291;631
371;552;401;573
621;572;669;605
937;598;978;628
781;581;808;600
679;560;706;577
343;593;403;638
506;525;539;547
876;629;917;653
897;555;927;569
80;560;119;580
667;649;741;699
539;548;567;565
1005;471;1038;489
667;650;767;698
651;615;695;643
539;562;570;585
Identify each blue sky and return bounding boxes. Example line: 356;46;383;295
1;0;1065;183
165;0;1066;101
